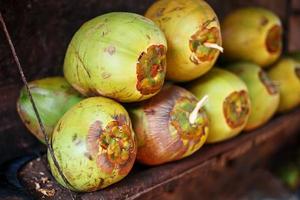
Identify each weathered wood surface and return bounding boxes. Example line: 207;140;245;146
18;107;300;200
0;84;44;165
289;16;300;51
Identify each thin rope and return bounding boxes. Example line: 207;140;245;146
0;12;76;200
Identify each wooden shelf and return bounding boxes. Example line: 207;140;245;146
17;107;300;200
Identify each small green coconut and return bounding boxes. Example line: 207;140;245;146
48;97;137;192
226;62;279;131
267;58;300;113
187;68;251;143
17;77;83;143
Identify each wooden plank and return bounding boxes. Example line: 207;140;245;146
292;0;300;10
206;169;292;199
18;107;300;200
0;84;45;165
0;84;21;133
289;16;300;51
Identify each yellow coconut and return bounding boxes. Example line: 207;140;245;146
145;0;222;81
222;7;282;67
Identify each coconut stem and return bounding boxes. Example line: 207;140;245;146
189;95;208;124
203;42;224;53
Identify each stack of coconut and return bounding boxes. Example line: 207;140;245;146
17;0;300;192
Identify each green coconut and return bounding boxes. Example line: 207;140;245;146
48;97;136;192
145;0;222;82
16;77;83;143
128;84;209;165
226;62;279;131
187;68;251;143
222;7;282;67
64;12;167;102
267;58;300;113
